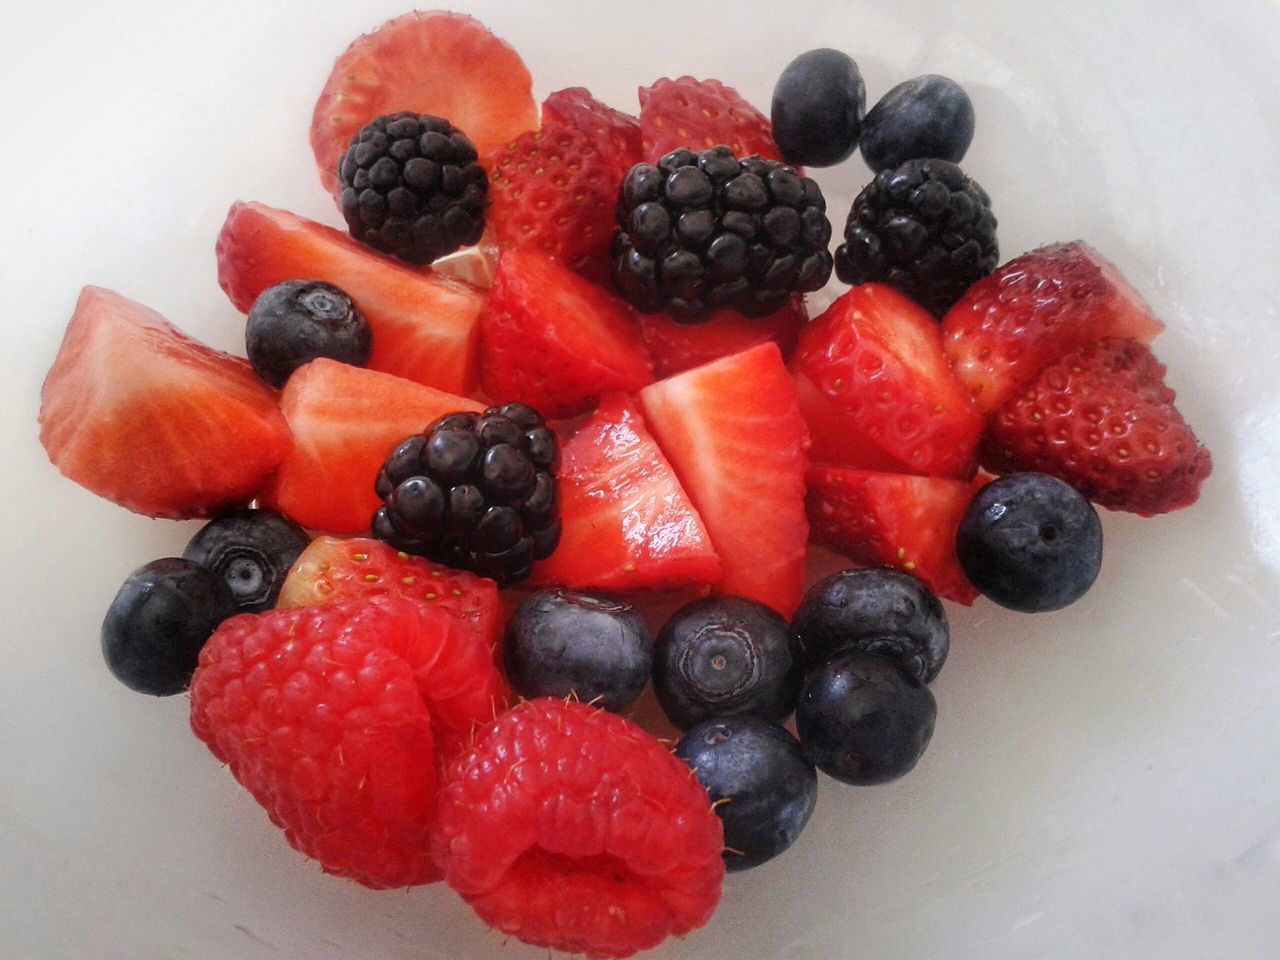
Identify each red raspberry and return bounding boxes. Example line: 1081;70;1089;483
431;698;725;958
189;596;509;889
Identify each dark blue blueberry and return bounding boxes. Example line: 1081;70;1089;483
676;717;817;871
956;472;1103;613
504;589;652;712
859;75;976;173
183;508;311;612
797;649;937;785
245;279;372;388
771;48;866;167
653;595;802;730
792;569;949;683
101;559;238;696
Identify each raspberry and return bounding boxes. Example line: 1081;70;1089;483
189;596;509;889
431;698;725;958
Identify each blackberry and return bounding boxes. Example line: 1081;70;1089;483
834;158;997;317
371;402;561;585
338;112;487;265
612;146;834;322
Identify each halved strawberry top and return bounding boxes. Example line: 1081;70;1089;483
640;296;807;378
310;10;538;199
216;202;486;396
260;359;482;533
942;241;1165;413
792;284;983;479
638;343;809;617
39;286;290;518
639;76;782;163
531;392;721;593
541;87;642;181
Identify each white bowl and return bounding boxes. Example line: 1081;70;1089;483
4;1;1279;957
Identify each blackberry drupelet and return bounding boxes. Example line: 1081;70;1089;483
371;403;561;585
612;146;834;322
338;112;488;265
834;158;997;318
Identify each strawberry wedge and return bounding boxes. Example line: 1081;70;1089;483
639;343;809;617
216;202;486;396
261;359;481;533
532;393;721;593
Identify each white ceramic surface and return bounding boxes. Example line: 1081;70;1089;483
4;1;1280;957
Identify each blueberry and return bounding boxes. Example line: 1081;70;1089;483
792;569;949;683
183;508;311;612
859;75;976;173
653;595;802;730
676;717;817;871
504;589;652;712
101;559;238;696
796;649;936;785
955;472;1103;613
245;279;372;388
771;48;866;167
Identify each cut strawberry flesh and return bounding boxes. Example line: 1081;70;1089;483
39;286;290;519
479;247;653;418
806;466;984;605
260;359;482;533
792;284;983;479
639;343;809;617
216;202;486;396
942;241;1165;413
531;392;721;593
310;10;537;199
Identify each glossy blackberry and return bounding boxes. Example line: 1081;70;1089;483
245;280;371;388
371;403;560;585
834;158;997;317
338;112;487;265
612;146;834;322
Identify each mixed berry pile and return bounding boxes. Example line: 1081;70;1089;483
38;10;1213;959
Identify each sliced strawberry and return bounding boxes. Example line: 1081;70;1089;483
277;536;503;692
486;121;619;280
640;296;807;378
261;359;482;533
531;393;721;593
39;287;289;519
942;241;1165;413
638;76;781;163
792;284;983;479
541;87;642;180
983;338;1212;516
479;247;654;418
638;343;809;617
806;467;984;605
216;202;486;395
310;11;537;199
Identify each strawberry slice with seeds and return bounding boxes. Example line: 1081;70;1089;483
532;392;721;593
310;11;537;200
261;359;482;533
983;338;1212;516
640;296;807;378
216;202;486;396
639;76;781;163
486;121;620;280
942;241;1165;413
39;287;290;519
639;343;809;617
541;87;642;181
479;247;654;418
806;467;985;605
792;284;983;479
